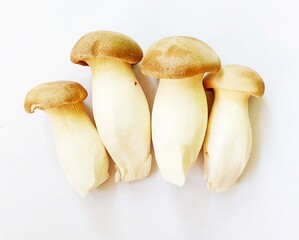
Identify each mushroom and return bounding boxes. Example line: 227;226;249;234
141;36;221;186
70;31;151;182
203;64;265;192
24;81;109;197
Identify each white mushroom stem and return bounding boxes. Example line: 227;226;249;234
46;102;109;197
87;59;152;182
204;89;252;192
152;74;207;186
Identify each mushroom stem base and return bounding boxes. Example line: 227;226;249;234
46;102;109;197
203;89;251;192
152;74;207;186
89;59;152;182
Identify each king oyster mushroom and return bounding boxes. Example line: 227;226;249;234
71;31;152;182
203;64;265;192
24;81;109;196
141;36;221;186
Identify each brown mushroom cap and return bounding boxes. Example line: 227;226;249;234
140;36;221;79
24;81;87;113
70;31;143;66
203;64;265;97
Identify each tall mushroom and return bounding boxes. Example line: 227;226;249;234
24;81;109;197
71;31;151;182
203;64;265;192
141;36;221;186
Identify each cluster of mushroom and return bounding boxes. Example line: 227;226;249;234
24;31;265;197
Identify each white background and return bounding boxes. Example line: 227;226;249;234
1;0;299;239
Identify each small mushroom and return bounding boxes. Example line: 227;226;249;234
24;81;109;197
141;36;221;186
71;31;151;182
203;64;265;192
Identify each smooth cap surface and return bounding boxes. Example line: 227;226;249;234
203;64;265;97
24;81;87;113
140;36;221;79
71;31;143;66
